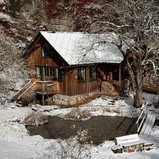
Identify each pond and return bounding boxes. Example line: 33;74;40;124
26;116;137;145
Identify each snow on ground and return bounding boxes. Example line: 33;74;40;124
0;93;159;159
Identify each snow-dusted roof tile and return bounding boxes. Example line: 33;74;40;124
40;31;124;65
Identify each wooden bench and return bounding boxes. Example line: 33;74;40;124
114;134;144;153
115;134;139;145
112;104;156;153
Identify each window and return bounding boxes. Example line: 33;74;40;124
36;66;42;79
58;68;63;82
112;66;119;80
44;66;57;80
50;67;57;80
78;67;86;82
89;65;97;81
42;44;49;57
36;66;58;80
44;67;50;77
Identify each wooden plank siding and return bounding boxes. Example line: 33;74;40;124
61;64;122;96
62;67;100;96
25;40;64;94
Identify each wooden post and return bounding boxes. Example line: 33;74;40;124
42;94;45;105
119;64;122;87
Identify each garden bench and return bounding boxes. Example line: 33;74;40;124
113;134;144;153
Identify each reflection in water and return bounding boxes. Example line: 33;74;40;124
26;116;137;145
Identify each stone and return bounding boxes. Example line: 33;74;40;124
24;112;48;126
101;82;119;96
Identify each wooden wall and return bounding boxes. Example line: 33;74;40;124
25;36;67;94
26;40;66;70
62;67;99;96
61;63;122;96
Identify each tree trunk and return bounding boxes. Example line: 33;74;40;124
133;88;143;108
133;58;143;108
126;55;143;108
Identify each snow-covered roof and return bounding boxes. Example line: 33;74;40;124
40;31;124;65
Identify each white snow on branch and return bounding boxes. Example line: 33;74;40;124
0;12;13;23
0;0;6;4
84;3;102;10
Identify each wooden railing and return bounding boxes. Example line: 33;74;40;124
14;78;63;104
14;79;33;99
17;81;37;100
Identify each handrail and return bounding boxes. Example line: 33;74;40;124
137;110;148;133
17;81;36;99
15;79;32;97
136;102;148;133
136;106;145;124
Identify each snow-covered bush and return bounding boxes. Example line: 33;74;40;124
57;129;91;159
42;128;91;159
0;0;9;12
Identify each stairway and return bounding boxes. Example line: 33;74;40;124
136;105;156;136
139;112;156;136
14;80;37;105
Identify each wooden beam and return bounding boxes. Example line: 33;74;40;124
119;64;122;86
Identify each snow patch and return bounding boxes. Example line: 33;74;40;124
0;93;159;158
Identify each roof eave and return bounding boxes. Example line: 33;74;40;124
22;32;41;58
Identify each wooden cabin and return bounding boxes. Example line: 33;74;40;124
16;31;127;105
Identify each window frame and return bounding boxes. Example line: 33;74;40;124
50;67;57;80
35;66;42;79
58;68;63;82
35;66;58;80
77;67;86;82
112;65;119;81
41;44;50;58
89;65;97;81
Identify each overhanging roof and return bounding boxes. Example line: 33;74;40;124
40;31;124;65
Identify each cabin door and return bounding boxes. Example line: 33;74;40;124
63;70;72;95
67;73;72;95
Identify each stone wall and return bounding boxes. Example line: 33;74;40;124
48;92;100;107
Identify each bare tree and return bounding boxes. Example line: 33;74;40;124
81;0;159;108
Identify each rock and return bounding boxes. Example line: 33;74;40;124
101;82;119;96
24;112;48;126
16;103;22;107
11;105;16;109
9;117;22;123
